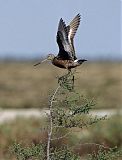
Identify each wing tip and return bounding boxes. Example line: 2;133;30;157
77;13;81;21
59;18;63;24
77;13;81;16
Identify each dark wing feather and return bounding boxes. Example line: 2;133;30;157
67;14;81;59
56;18;73;59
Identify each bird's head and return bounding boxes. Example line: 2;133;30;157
34;54;55;66
47;54;55;61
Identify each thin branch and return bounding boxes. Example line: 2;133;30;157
53;125;66;128
46;85;60;160
72;142;110;150
51;131;71;141
49;143;110;157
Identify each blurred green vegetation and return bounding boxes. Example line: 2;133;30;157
0;114;121;159
0;60;121;159
0;61;121;109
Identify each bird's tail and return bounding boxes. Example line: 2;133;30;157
77;60;83;64
77;59;87;64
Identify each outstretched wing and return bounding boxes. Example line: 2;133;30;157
56;18;73;60
67;14;81;59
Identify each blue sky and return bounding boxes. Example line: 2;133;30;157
0;0;121;59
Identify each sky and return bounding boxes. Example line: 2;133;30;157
0;0;121;59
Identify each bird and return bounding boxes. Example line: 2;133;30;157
34;14;87;72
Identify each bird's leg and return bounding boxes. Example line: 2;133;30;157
72;75;74;86
72;69;76;85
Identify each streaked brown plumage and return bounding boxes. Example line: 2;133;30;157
34;14;87;71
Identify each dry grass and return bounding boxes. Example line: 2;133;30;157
0;61;121;109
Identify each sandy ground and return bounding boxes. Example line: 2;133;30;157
0;109;121;124
0;109;48;124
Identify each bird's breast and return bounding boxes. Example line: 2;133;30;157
52;58;66;69
52;58;81;69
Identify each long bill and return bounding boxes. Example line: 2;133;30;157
34;59;47;66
